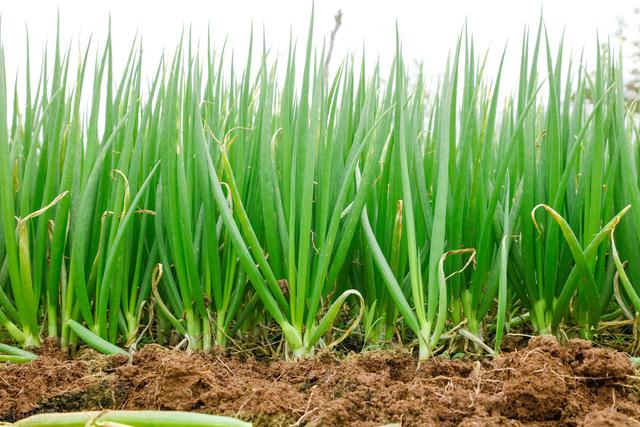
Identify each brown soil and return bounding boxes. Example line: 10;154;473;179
1;336;640;426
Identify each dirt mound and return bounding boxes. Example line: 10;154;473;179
1;337;639;426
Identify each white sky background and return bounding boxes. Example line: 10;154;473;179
0;0;635;97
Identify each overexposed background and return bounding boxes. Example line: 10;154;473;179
0;0;635;93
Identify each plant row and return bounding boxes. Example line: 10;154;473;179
1;17;639;360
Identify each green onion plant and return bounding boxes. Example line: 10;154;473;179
0;12;639;361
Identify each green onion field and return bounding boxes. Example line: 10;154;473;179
1;8;640;426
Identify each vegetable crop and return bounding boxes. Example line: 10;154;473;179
7;410;251;427
1;12;639;361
